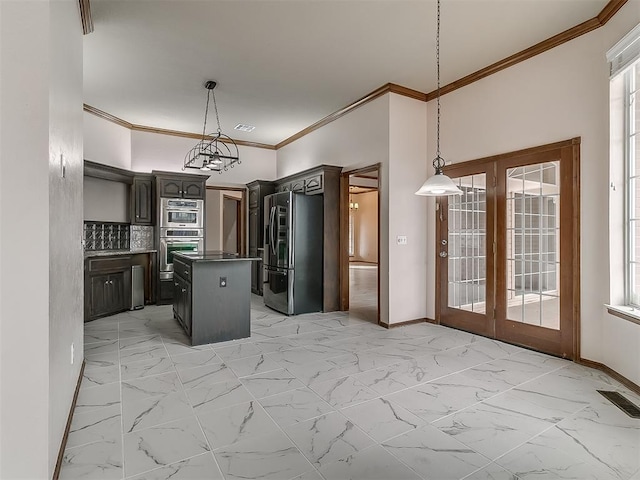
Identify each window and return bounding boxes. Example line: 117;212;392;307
608;23;640;308
625;62;640;305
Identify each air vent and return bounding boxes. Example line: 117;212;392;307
597;390;640;418
234;124;255;132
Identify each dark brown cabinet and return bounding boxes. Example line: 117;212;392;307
85;256;131;321
173;271;192;336
131;176;153;225
273;165;342;311
158;177;205;199
246;180;275;295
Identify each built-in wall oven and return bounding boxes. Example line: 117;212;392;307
161;198;204;228
159;228;204;279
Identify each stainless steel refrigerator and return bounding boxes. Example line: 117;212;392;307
263;191;323;315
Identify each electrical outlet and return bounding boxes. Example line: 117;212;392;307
71;343;74;365
220;277;227;288
396;235;408;245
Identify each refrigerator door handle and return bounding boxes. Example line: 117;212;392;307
269;206;276;257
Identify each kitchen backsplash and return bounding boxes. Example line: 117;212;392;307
84;223;155;251
130;225;154;250
84;222;130;251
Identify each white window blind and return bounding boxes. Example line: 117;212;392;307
608;23;640;78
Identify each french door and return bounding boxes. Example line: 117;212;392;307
436;139;579;359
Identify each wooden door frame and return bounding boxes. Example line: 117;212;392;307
435;161;497;338
206;186;247;255
340;163;381;325
222;194;243;254
435;138;580;360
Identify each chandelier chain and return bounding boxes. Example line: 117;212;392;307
212;89;222;134
435;0;442;170
202;89;211;140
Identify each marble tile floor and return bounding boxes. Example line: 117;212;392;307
349;264;377;324
61;296;640;480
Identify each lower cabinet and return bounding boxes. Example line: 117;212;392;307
172;273;192;336
87;270;129;320
250;250;263;295
85;253;155;322
159;279;174;304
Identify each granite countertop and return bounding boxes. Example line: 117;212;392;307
84;248;158;258
173;251;261;263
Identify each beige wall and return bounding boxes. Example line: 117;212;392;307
206;189;223;250
84;112;131;169
0;0;84;477
84;176;130;222
130;130;276;186
206;189;243;252
82;113;278;186
352;191;378;263
277;95;393;322
277;93;428;325
223;191;243;254
424;0;640;384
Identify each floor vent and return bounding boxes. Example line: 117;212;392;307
597;390;640;419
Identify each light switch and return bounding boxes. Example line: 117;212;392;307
396;235;408;245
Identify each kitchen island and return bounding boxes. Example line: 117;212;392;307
172;251;260;345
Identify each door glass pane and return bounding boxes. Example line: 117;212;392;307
447;174;486;313
506;162;560;329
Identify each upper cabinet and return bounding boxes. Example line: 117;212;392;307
131;176;153;225
275;169;327;196
157;177;206;199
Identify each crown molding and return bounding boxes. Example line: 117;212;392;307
78;0;94;35
83;104;132;129
276;83;425;149
130;124;276;150
83;104;276;150
425;0;628;101
83;0;627;151
597;0;628;24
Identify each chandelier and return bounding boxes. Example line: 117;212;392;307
183;81;240;174
415;0;462;196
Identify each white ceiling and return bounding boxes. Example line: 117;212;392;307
84;0;609;146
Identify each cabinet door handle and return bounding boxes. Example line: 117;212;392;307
174;282;178;286
110;280;114;284
182;288;186;293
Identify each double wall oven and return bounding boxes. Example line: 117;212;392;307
159;199;204;279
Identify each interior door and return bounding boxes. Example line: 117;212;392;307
437;164;496;338
437;140;579;359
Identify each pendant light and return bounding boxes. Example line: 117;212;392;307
415;0;462;196
183;81;240;174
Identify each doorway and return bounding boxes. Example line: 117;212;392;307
340;164;380;324
205;187;246;255
436;139;580;359
223;195;242;254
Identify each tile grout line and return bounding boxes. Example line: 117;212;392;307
79;303;632;480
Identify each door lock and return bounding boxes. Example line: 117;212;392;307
441;239;448;246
